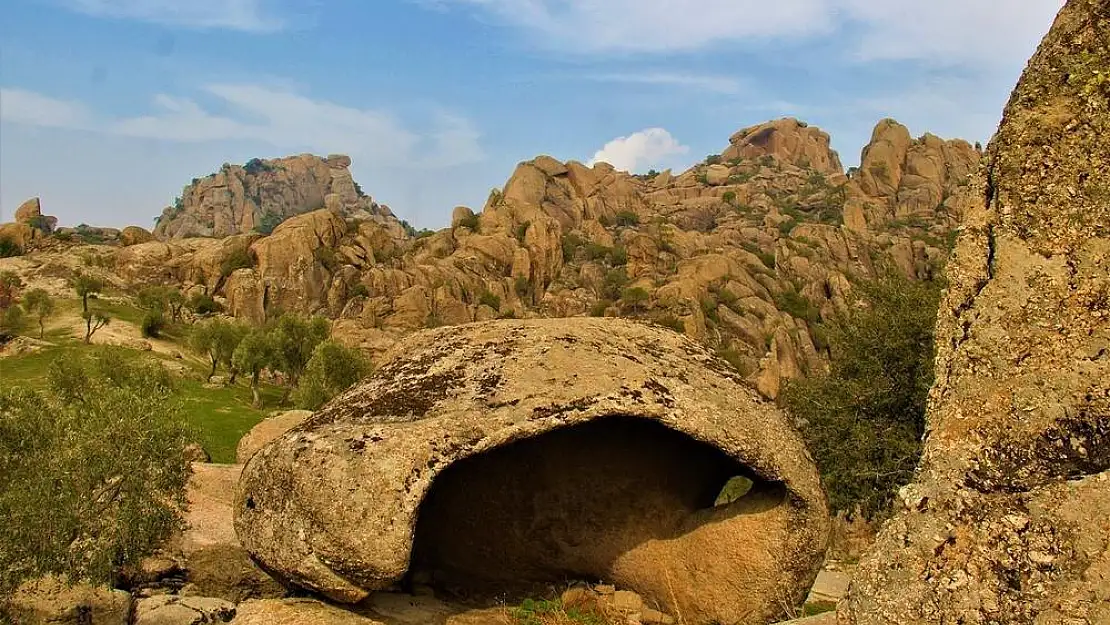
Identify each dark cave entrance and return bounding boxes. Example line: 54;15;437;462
407;415;783;601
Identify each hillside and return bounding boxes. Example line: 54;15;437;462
2;117;978;400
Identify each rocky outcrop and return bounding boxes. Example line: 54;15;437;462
723;118;843;175
133;595;236;625
153;155;404;240
13;197;57;233
843;1;1110;622
235;318;829;625
235;410;312;464
120;226;156;247
843;120;979;232
8;577;131;624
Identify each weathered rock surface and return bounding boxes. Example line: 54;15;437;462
134;595;236;625
229;599;384;625
236;318;829;625
120;226;156;247
153;155;403;240
723;119;843;175
13;197;57;233
843;1;1110;623
8;577;131;624
236;410;313;464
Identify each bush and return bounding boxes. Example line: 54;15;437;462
0;237;22;258
456;214;481;232
652;313;685;333
620;287;650;311
515;276;532;299
614;211;640;227
479;291;502;311
187;292;223;316
601;268;629;300
295;341;370;411
778;219;799;236
515;221;530;244
780;270;945;518
589;300;611;317
609;246;629;266
0;349;190;596
722;191;737;206
350;283;370;299
705;154;723;165
220;248;254;277
257;212;285;236
774;287;820;324
243;158;272;175
141;310;166;338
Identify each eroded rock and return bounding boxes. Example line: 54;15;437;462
843;1;1110;622
236;318;828;625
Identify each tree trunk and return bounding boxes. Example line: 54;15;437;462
251;374;262;409
84;316;92;344
228;369;238;385
207;358;217;382
39;319;44;339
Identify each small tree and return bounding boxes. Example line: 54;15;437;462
233;330;275;408
270;313;330;404
0;349;190;600
189;319;247;382
21;289;54;339
0;272;22;310
295;340;370;411
187;292;223;317
166;289;186;323
73;274;109;344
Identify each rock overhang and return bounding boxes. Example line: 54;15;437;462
235;317;829;624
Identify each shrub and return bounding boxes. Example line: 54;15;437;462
21;289;54;339
653;313;685;333
220;248;254;277
0;237;22;258
257;212;285;236
479;291;502;311
295;340;370;411
515;221;531;244
514;276;532;299
742;242;776;270
187;292;223;316
141;310;165;338
705;154;723;165
774;287;820;324
700;295;720;322
614;211;640;227
601;268;629;300
722;191;737;206
350;283;370;299
589;300;611;317
620;287;650;311
717;347;754;376
778;219;799;236
314;247;340;272
243;158;272;175
609;246;629;266
561;233;586;262
0;349;190;597
780;270;945;518
456;214;481;232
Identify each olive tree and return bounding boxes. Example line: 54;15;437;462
295;340;370;410
189;319;247;382
0;349;191;599
270;313;330;404
232;330;275;408
72;274;109;344
21;289;54;339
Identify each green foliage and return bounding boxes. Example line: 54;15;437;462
314;247;340;272
190;318;247;382
780;270;945;518
742;242;776;269
614;211;640;227
71;273;103;315
0;348;190;596
700;295;720;323
778;219;799;236
270;313;331;401
220;248;254;277
515;221;531;244
652;313;685;333
257;212;285;236
0;306;25;340
295;341;370;411
589;300;611;317
601;268;629;300
0;271;22;310
187;292;223;316
608;245;629;266
353;181;366;198
717;347;753;376
479;291;502;311
620;286;650;311
510;598;607;625
21;289;54;339
722;190;737;206
350;283;370;299
774;287;820;324
705;154;723;165
0;237;22;258
141;311;165;338
243;158;273;175
515;276;532;300
456;213;481;232
233;330;276;409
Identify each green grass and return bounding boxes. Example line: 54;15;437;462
1;321;283;463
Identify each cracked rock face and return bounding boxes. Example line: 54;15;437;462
843;1;1110;623
234;318;829;625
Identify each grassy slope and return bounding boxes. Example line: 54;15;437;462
0;299;283;463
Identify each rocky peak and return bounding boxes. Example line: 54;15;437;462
152;154;405;240
13;197;57;234
723;118;844;175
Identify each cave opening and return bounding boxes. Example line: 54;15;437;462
406;415;784;602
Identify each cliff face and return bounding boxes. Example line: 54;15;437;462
152;154;404;240
844;1;1110;622
116;116;979;400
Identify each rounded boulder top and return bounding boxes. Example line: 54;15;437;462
234;317;829;625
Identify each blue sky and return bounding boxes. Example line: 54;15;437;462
0;0;1064;230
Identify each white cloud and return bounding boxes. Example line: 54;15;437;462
430;0;1063;69
588;127;689;173
2;85;485;170
0;88;92;128
56;0;285;31
582;72;744;94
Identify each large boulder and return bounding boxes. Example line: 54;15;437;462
236;410;313;464
8;577;131;624
13;197;57;233
723;118;843;174
843;1;1110;623
120;226;156;247
235;318;829;625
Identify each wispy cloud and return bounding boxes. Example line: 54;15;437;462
588;127;689;173
55;0;287;31
1;85;485;170
427;0;1063;70
582;72;744;95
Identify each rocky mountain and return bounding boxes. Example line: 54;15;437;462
105;116;979;399
152;154;405;240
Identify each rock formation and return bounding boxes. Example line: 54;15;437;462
235;318;829;625
13;197;57;234
843;1;1110;622
152;154;404;240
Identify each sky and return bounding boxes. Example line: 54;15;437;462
0;0;1065;230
